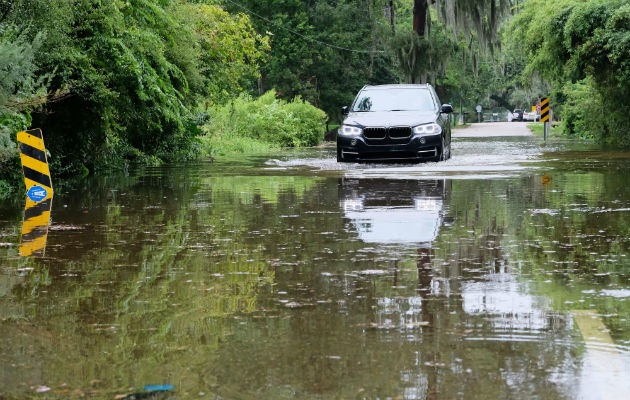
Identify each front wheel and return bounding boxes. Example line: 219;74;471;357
443;140;451;160
336;146;345;162
435;137;448;162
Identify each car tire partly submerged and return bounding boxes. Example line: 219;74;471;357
433;137;449;162
336;146;348;163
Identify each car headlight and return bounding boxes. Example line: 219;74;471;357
413;123;442;135
339;125;363;137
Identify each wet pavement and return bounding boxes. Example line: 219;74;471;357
0;133;629;399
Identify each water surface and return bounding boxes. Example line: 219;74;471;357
0;136;628;399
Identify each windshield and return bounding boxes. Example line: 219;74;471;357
352;88;436;112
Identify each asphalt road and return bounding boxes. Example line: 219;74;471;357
452;121;533;137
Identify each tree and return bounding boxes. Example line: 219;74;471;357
0;0;272;181
224;0;397;119
506;0;630;145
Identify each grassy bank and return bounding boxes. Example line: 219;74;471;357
527;122;562;138
452;123;472;129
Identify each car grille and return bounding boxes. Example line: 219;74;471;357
364;127;387;139
363;126;412;141
388;127;412;139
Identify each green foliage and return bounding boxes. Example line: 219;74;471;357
506;0;630;146
229;0;397;119
526;122;561;138
560;78;622;144
390;25;456;84
0;22;48;194
0;28;46;113
174;2;270;105
0;126;22;199
0;0;271;186
201;90;327;155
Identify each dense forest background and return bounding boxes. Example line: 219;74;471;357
0;0;628;194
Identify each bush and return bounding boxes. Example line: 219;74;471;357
201;90;327;155
0;113;31;198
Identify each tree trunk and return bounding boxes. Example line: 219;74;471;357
257;76;264;96
413;0;428;37
389;0;395;34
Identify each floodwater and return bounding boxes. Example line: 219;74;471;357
0;134;629;399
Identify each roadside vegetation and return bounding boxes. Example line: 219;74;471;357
526;122;562;138
200;91;327;156
506;0;629;146
1;0;627;196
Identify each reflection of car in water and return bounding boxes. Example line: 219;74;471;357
339;179;451;245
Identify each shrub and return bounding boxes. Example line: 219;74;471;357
201;90;327;155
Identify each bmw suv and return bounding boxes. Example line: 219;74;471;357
337;84;453;162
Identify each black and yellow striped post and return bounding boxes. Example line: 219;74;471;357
540;97;550;141
16;128;53;256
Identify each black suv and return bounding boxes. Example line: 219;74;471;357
337;84;453;162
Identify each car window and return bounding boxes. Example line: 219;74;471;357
352;88;435;112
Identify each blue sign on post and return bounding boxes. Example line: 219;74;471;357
26;185;48;202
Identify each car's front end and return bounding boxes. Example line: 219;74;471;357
337;122;445;162
337;84;452;163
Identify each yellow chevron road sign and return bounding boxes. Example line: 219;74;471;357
540;97;550;123
17;128;54;256
17;128;53;201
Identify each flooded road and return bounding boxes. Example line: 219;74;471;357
1;133;629;399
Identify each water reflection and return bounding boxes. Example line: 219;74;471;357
0;141;628;399
19;196;53;256
339;178;449;245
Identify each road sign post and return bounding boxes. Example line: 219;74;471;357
540;97;550;141
476;105;482;123
16;128;53;256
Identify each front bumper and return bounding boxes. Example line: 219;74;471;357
337;134;442;161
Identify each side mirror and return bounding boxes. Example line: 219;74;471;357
441;104;454;114
341;106;349;116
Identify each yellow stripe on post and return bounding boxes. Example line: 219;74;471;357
540;97;550;123
17;130;46;151
17;128;54;257
16;128;53;202
20;155;50;176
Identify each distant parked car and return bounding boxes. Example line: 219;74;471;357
511;109;523;121
523;111;538;121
